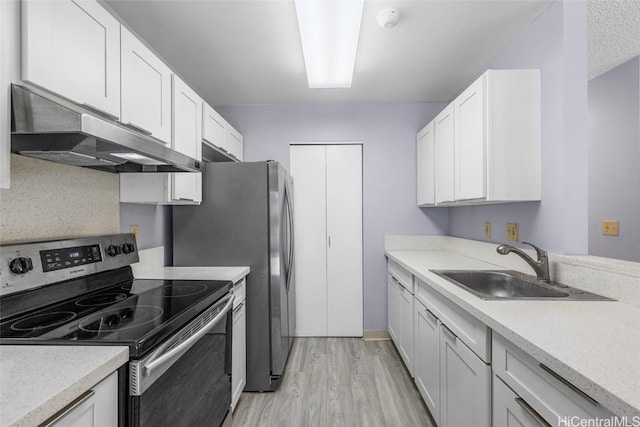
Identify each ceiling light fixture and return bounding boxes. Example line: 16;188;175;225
294;0;365;89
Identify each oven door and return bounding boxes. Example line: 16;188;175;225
128;294;234;427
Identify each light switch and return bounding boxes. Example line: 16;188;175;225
129;225;140;243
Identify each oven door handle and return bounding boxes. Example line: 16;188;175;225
143;294;234;377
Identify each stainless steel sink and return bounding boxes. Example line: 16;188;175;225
430;270;614;301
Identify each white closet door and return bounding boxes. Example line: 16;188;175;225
290;145;327;336
326;145;363;336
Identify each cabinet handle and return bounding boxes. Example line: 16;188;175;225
82;103;119;121
233;302;245;313
514;397;551;427
441;324;456;341
43;389;95;427
119;121;154;136
425;308;438;323
539;363;599;406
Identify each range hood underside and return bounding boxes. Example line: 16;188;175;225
10;85;201;173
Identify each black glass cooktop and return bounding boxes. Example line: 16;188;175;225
0;279;231;357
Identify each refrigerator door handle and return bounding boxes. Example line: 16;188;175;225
284;182;294;292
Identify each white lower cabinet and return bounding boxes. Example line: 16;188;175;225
231;278;247;411
493;375;548;427
440;325;491;427
388;274;399;342
48;371;118;427
387;264;414;375
397;282;414;375
388;260;491;426
493;333;614;425
414;301;440;425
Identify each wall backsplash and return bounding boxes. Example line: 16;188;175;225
0;154;119;243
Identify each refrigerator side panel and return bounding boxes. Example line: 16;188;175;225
173;161;274;391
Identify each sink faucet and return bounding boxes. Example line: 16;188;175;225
496;242;551;283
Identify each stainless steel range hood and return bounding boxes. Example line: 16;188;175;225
10;84;201;173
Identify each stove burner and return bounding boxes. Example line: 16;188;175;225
79;305;164;333
160;283;208;297
11;311;77;331
76;293;128;307
121;283;132;291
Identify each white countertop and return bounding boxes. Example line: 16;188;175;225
135;266;250;283
386;250;640;419
0;346;128;427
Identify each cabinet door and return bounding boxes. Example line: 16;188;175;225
455;75;486;200
171;75;202;203
228;127;244;161
493;375;547;427
203;103;228;152
49;372;118;427
231;302;246;411
22;0;120;118
435;104;455;203
440;325;490;427
388;274;399;343
397;284;414;375
121;26;172;144
290;145;328;336
326;144;363;337
0;0;13;189
417;122;435;206
414;301;440;424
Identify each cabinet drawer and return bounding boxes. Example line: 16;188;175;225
388;260;413;294
233;278;246;308
492;334;613;424
416;277;490;362
493;375;546;427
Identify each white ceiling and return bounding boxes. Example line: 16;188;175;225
104;0;640;106
103;0;552;106
587;0;640;80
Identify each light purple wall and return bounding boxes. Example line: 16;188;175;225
120;204;173;265
217;103;447;330
588;57;640;262
449;0;589;255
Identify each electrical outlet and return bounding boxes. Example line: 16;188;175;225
129;225;140;243
484;222;491;239
602;220;619;236
506;223;519;241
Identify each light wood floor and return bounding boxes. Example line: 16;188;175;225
232;337;436;427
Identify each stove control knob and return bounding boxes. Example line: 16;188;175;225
9;257;33;274
106;245;119;257
122;243;135;254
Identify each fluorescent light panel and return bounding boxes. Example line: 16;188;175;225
295;0;364;88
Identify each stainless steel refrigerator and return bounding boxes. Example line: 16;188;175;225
172;161;295;392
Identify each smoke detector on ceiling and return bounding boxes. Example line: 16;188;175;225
377;8;399;29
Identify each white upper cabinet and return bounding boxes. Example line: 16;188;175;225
171;75;202;203
419;69;541;207
227;126;244;161
21;0;121;118
434;104;455;204
120;26;172;144
417;121;435;206
120;75;202;205
454;76;486;200
203;103;229;153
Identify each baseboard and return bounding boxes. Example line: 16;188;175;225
362;330;391;341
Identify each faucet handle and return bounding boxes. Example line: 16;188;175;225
522;242;547;260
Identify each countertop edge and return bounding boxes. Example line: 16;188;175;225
135;266;250;284
385;250;640;419
3;346;128;427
